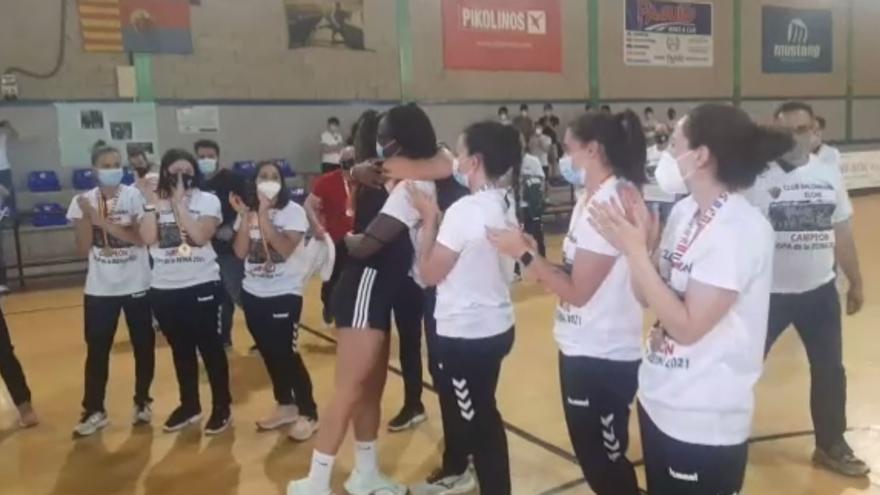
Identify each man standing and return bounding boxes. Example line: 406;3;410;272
195;139;246;349
320;117;345;173
512;104;534;141
746;101;868;477
0;120;18;293
304;147;354;325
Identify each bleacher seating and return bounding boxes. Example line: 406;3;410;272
32;203;67;227
233;160;256;177
122;167;136;185
72;169;96;190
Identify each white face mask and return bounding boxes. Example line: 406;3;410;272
257;180;282;200
452;158;469;188
654;150;694;195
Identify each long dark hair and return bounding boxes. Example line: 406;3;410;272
462;121;523;224
254;160;291;208
158;149;203;198
684;104;793;190
382;104;438;160
352;110;380;163
568;110;647;185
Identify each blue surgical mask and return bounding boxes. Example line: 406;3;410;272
96;168;123;187
452;158;469;188
558;156;585;187
198;158;218;175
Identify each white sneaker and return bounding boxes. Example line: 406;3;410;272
344;470;407;495
410;466;476;495
73;411;109;438
132;403;152;425
286;478;334;495
288;417;319;442
257;405;299;431
0;285;11;295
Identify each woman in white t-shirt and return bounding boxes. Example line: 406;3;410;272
590;104;791;494
407;121;520;495
230;161;318;440
139;149;232;436
489;110;648;495
67;144;155;438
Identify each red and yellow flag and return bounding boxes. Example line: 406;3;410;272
78;0;124;53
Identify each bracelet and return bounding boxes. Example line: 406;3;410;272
143;205;157;213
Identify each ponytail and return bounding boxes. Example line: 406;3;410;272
615;110;648;185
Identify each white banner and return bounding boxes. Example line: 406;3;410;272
176;106;220;134
840;150;880;191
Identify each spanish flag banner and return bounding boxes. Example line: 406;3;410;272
78;0;193;54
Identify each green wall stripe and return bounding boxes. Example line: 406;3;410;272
588;0;600;106
846;0;855;141
133;54;154;102
396;0;413;103
733;0;742;106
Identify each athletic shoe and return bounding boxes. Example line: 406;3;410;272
17;402;38;429
813;441;870;477
256;405;299;431
387;403;426;432
204;407;232;435
73;411;109;438
288;416;319;442
410;466;476;495
162;406;202;433
132;402;152;426
344;469;407;495
0;285;11;295
286;479;334;495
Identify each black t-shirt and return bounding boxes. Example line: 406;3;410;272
353;186;413;276
205;169;246;255
435;177;468;212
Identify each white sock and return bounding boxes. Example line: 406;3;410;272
307;450;335;489
354;440;378;475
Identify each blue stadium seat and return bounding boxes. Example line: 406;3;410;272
32;202;67;227
122;167;136;185
72;169;96;190
233;161;256;177
275;159;295;178
27;171;62;192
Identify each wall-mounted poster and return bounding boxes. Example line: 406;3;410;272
762;6;832;74
77;0;193;54
177;106;220;133
284;0;365;50
624;0;713;67
56;103;159;167
441;0;562;72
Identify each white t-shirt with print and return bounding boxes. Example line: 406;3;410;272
521;153;545;178
66;185;151;296
434;188;517;339
0;132;9;171
380;179;436;288
644;145;676;203
554;178;643;361
235;201;309;298
745;156;852;294
639;193;774;446
149;189;222;289
320;130;344;165
815;144;842;169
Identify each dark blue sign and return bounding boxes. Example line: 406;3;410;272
762;6;832;74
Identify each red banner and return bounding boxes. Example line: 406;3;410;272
441;0;562;72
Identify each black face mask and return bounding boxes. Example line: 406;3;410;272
340;158;355;170
178;174;195;189
655;134;669;146
132;164;149;178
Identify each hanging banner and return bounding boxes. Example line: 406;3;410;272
840;150;880;191
762;6;832;74
77;0;193;54
441;0;562;72
284;0;366;50
623;0;713;67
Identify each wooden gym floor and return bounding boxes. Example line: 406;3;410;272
1;195;879;495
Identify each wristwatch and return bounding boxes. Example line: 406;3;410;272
519;251;535;267
143;204;157;213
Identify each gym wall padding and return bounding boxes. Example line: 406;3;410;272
597;0;735;100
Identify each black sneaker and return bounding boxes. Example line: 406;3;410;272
387;404;426;432
813;440;870;477
204;407;232;436
162;406;202;433
322;305;333;325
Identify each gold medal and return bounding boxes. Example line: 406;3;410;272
177;243;192;257
101;246;112;257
